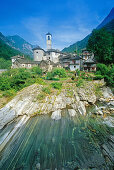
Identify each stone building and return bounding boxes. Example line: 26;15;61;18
33;33;65;64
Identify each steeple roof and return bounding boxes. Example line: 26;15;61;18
46;32;52;36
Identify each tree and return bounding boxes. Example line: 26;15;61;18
87;28;113;64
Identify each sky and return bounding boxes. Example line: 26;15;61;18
0;0;113;50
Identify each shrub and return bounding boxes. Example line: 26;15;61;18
46;72;54;80
31;66;42;75
2;89;16;97
42;87;51;94
52;68;67;78
37;93;46;100
76;79;84;87
0;76;11;91
35;78;46;85
94;75;104;80
51;82;62;90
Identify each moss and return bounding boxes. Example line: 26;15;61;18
42;87;51;94
37;93;46;100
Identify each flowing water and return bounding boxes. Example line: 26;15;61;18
0;109;114;170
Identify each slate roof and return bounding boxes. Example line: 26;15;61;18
84;58;96;64
70;56;81;60
32;46;45;51
46;32;52;36
16;58;40;64
46;49;61;53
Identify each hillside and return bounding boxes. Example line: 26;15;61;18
0;32;32;69
6;35;35;57
62;8;114;53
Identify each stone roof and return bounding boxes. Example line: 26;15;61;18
70;56;81;60
46;32;52;36
46;49;62;53
11;55;24;59
84;58;96;64
32;46;45;51
16;58;40;64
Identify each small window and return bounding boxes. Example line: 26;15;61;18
74;66;76;68
36;52;38;53
49;57;50;59
48;36;50;40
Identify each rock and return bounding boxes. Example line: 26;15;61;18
68;109;76;117
51;110;61;120
102;87;113;99
78;101;86;115
36;163;40;169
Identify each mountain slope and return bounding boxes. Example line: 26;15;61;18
62;8;114;53
6;35;34;57
0;34;23;60
97;8;114;29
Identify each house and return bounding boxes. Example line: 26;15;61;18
81;49;94;61
83;58;96;72
69;56;82;71
11;55;61;72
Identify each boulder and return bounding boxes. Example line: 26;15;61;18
68;109;77;117
51;110;61;120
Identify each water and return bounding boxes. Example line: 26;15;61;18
0;109;114;170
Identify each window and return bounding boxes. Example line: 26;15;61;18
48;36;50;40
49;57;50;59
74;66;76;68
36;52;38;53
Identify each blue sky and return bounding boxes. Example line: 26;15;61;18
0;0;113;50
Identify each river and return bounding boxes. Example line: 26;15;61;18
0;109;114;170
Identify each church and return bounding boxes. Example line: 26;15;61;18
32;32;66;63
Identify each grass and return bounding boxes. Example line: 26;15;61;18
42;87;51;94
37;93;46;100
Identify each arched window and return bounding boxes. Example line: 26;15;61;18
48;36;50;40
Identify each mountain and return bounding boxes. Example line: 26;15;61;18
6;35;35;57
97;8;114;29
62;8;114;53
0;33;23;60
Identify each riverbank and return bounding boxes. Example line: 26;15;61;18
0;79;113;130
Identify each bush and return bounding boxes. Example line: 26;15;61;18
94;75;104;80
51;82;62;90
96;64;114;86
76;79;84;87
42;87;51;94
46;72;54;80
0;76;11;91
35;78;46;85
37;93;46;100
2;89;16;97
31;67;42;75
52;68;67;78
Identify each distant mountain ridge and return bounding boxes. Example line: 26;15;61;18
62;8;114;53
6;35;35;57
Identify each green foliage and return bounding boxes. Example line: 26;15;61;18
0;76;11;91
51;82;62;90
46;68;67;80
76;79;84;87
35;78;46;85
2;89;16;97
93;75;104;80
87;28;113;64
37;93;46;100
52;68;67;78
0;58;11;69
46;72;54;80
96;63;114;86
31;67;42;75
42;87;51;94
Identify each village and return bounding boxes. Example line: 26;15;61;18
11;32;96;72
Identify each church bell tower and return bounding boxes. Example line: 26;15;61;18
46;32;52;50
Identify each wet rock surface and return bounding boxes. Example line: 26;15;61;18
0;82;113;129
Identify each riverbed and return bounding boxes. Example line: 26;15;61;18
0;109;114;170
